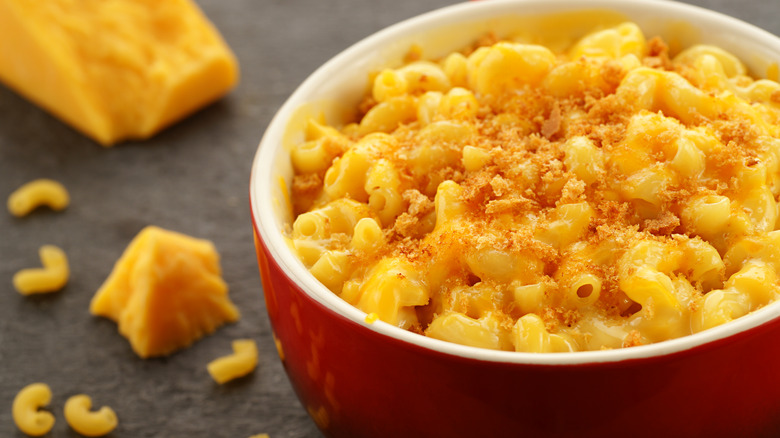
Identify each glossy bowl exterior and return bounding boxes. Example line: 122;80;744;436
255;230;780;437
250;1;780;436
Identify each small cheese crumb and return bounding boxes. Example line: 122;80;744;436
365;312;379;324
272;332;285;361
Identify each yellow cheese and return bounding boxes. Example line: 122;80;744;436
90;226;240;358
0;0;239;146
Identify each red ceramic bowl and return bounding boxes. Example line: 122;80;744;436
250;1;780;436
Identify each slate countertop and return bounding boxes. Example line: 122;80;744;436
0;0;776;437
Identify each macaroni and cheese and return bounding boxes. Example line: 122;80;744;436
287;23;780;352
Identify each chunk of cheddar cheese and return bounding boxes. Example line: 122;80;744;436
0;0;239;146
90;226;240;358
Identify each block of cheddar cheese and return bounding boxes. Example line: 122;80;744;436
90;226;240;358
0;0;239;146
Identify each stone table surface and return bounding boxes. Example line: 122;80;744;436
0;0;777;437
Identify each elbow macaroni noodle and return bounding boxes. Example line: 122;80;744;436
64;394;118;437
13;386;118;438
13;245;70;295
7;179;70;217
207;339;259;384
12;383;55;437
288;22;780;352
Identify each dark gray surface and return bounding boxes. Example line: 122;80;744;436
0;0;777;437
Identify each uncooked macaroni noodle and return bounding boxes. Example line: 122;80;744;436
13;245;70;295
7;179;69;217
288;23;780;352
207;339;259;384
12;383;55;436
63;394;118;437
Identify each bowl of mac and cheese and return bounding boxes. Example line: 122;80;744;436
250;0;780;436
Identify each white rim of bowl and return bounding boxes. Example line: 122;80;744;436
251;0;780;365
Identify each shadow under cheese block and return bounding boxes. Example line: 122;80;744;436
91;226;240;358
0;0;239;146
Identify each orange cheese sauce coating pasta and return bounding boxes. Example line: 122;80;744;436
288;23;780;352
